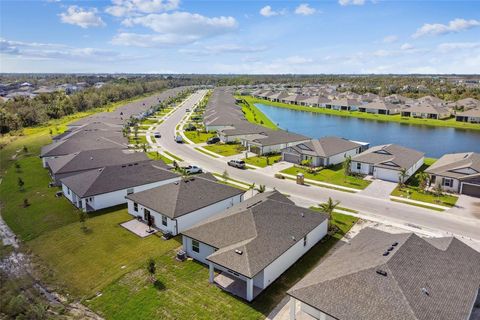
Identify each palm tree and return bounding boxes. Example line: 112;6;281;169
221;169;229;182
255;184;266;193
178;168;189;181
343;156;352;182
398;168;408;189
319;197;340;229
415;171;429;192
147;258;156;283
249;183;256;197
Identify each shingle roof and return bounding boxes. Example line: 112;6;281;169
288;227;480;320
425;152;480;180
125;173;244;219
457;107;480;118
183;191;327;278
351;144;424;171
60;160;177;197
285;137;361;158
362;101;400;111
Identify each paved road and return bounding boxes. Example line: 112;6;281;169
152;91;480;241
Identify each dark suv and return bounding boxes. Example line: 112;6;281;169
206;137;220;144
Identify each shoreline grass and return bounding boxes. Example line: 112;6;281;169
235;97;278;130
240;96;480;131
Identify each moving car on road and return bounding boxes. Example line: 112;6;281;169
227;160;246;169
174;135;183;143
154;132;161;138
183;165;203;174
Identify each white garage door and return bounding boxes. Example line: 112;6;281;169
374;167;400;182
283;152;301;164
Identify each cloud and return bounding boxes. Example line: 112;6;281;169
59;6;105;28
180;44;268;55
412;18;480;38
277;55;313;65
383;35;398;43
400;43;414;50
437;42;480;53
338;0;366;6
105;0;179;17
295;3;316;15
259;5;285;17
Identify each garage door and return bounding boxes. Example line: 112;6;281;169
461;183;480;197
283;153;301;164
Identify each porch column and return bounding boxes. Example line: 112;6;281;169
246;278;254;301
208;262;214;283
289;297;296;320
182;236;187;251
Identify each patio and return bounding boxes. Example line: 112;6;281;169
120;219;158;238
214;273;262;301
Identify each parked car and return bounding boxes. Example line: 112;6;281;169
174;135;183;143
186;108;190;112
154;132;161;138
183;165;202;174
228;160;246;169
206;137;220;144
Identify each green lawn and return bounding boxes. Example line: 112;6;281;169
391;199;445;212
128;135;148;145
391;186;458;207
236;98;278;130
0;157;78;241
240;96;480;131
146;151;174;164
195;147;220;158
140;118;159;125
86;211;358;320
163;150;183;161
281;165;371;190
28;209;182;298
243;155;281;168
184;131;216;144
203;143;247;157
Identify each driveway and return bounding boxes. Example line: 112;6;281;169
359;179;397;199
446;195;480;220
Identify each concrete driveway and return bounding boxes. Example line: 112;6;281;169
359;179;397;199
446;195;480;220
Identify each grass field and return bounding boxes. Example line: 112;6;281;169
203;143;247;157
86;212;358;320
237;98;278;130
281;165;371;190
184;131;216;144
146;151;174;164
240;96;480;131
163;150;183;161
244;155;281;168
128;135;148;145
194;147;220;158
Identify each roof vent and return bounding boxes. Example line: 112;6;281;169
392;242;398;247
421;287;430;296
235;249;243;255
174;181;179;185
121;165;126;168
301;213;304;217
383;251;390;256
90;157;94;160
376;269;387;277
291;236;296;241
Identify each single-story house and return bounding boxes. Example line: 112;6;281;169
350;144;424;182
455;108;480;123
326;98;360;111
450;97;480;111
125;173;244;235
401;103;451;119
61;160;179;212
358;101;401;115
281;94;309;105
281;136;368;167
217;123;268;143
288;227;480;320
182;191;328;301
244;130;310;155
47;148;149;186
425;152;480;197
300;96;331;108
267;92;289;102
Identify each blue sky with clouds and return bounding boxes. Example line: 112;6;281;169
1;0;479;74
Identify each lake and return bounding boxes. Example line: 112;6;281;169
255;103;480;158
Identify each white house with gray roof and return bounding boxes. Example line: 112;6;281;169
182;191;328;302
288;227;480;320
125;174;244;235
350;144;424;182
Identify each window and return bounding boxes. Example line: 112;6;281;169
303;236;307;247
126;188;134;195
67;188;70;195
133;202;138;212
192;240;199;253
442;178;453;187
356;163;361;170
162;215;168;226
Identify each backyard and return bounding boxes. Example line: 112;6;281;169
244;154;282;168
281;164;371;190
203;143;247;157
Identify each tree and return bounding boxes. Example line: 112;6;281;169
133;124;139;142
343;156;352;182
300;159;312;167
14;162;21;172
17;177;24;191
416;171;429;192
319;197;340;229
79;211;88;232
141;143;148;153
221;169;229;182
178;167;189;181
255;184;266;193
433;184;443;204
147;258;156;283
398;168;408;189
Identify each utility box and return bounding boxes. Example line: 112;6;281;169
296;173;304;185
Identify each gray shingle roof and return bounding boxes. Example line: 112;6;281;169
425;152;480;180
351;144;424;171
183;191;327;278
60;160;177;197
284;137;361;158
288;227;480;320
125;173;244;219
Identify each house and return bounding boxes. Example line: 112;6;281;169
425;152;480;197
384;94;413;105
47;148;149;185
281;136;368;167
326;98;360;111
61;160;179;212
300;96;331;108
182;191;328;302
217;123;269;143
244;129;310;155
358;101;401;115
455;108;480;123
350;144;424;182
451;97;480;111
287;227;480;320
281;94;309;105
125;173;244;235
401;103;451;119
267;91;289;102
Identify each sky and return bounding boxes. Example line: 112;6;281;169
1;0;479;74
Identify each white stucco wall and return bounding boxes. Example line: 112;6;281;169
299;301;336;320
350;161;371;175
326;148;359;166
431;175;460;193
182;236;216;265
